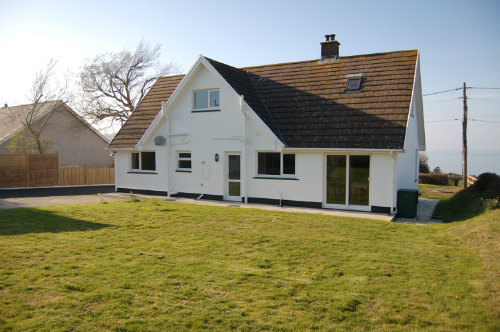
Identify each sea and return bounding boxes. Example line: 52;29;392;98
425;150;500;176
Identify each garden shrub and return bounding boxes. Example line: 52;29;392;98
419;173;449;185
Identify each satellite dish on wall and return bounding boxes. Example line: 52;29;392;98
154;136;166;145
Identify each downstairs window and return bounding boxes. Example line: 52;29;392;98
257;152;296;176
131;152;156;171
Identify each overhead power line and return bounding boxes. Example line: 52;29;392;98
423;86;500;97
425;118;499;124
468;87;500;90
423;88;461;97
469;119;500;123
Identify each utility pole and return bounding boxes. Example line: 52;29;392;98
462;82;468;189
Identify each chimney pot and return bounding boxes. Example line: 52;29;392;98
321;34;340;60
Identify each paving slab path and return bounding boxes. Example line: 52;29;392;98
396;198;442;224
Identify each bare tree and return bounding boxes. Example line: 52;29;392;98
8;59;67;154
79;40;176;127
419;153;430;174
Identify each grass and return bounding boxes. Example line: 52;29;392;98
0;199;499;331
419;183;461;200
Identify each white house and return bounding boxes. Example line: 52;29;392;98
108;35;425;214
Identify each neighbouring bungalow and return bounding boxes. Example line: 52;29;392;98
108;35;425;214
0;101;112;167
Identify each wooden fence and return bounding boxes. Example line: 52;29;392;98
467;175;478;186
0;154;114;188
59;167;114;186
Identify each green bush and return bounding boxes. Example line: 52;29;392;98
474;173;500;196
419;173;449;185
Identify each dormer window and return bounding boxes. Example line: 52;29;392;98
345;76;363;92
193;89;220;112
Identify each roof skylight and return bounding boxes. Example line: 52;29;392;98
345;77;363;92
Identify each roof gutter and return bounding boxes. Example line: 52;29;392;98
106;147;136;152
282;147;403;154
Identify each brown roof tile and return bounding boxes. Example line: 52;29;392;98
109;50;418;150
108;75;184;149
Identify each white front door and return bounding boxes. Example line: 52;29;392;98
225;153;241;201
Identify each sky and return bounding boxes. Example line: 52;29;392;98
0;0;499;175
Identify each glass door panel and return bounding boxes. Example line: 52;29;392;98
349;155;370;206
228;155;240;198
326;155;346;205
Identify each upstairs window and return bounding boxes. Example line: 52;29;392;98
345;76;363;92
257;152;296;176
131;152;156;171
194;89;220;111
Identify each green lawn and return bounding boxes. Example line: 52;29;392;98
0;199;499;332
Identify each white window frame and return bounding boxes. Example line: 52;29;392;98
130;151;156;172
177;151;192;172
256;152;297;178
193;89;220;111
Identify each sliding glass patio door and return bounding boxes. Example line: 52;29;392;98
326;155;370;208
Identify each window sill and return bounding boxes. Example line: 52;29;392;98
253;175;299;181
127;170;157;174
192;109;220;113
176;169;192;173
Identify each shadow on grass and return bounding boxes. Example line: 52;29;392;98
433;173;500;222
0;208;111;235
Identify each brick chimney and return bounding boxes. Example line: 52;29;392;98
321;34;340;60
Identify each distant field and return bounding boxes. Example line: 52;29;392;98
0;199;498;331
419;183;461;200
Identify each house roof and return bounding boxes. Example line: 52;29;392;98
108;75;184;149
0;101;60;143
0;101;109;145
108;50;418;150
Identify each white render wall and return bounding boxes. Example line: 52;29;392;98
396;87;420;192
395;57;424;192
114;150;167;192
396;116;419;191
246;152;323;203
370;153;396;208
115;148;396;209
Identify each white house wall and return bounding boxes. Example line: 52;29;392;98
369;153;396;209
396;97;419;191
246;152;324;203
114;151;167;192
246;152;395;209
395;57;425;193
